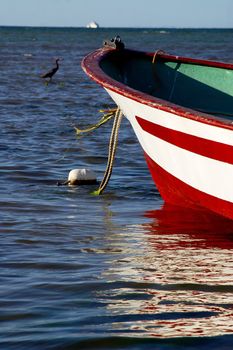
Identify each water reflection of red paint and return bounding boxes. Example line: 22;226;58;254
102;204;233;338
136;205;233;337
144;204;233;250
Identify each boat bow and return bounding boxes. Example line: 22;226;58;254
82;37;233;220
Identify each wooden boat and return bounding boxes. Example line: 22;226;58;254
82;36;233;220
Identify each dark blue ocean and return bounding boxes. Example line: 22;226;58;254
1;27;233;349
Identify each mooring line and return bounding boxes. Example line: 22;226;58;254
74;109;117;135
93;107;123;195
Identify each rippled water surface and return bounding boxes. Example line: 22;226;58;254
1;27;233;349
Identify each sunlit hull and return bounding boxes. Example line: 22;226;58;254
106;89;233;219
82;39;233;220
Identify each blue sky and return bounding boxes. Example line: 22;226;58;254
0;0;232;28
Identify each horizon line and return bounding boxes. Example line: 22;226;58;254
0;24;233;30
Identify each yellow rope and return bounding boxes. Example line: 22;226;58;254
74;108;117;135
92;107;123;195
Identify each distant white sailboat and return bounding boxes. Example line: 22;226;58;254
86;21;99;29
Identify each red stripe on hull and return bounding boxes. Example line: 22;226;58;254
144;152;233;220
136;116;233;164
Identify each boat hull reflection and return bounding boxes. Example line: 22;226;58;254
144;204;233;250
100;205;233;338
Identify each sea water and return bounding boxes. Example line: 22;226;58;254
0;27;233;349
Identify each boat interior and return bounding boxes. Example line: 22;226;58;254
100;50;233;120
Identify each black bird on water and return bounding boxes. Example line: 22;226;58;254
41;58;62;82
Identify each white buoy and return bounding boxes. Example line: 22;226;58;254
67;168;97;186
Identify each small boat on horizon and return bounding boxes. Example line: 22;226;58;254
86;21;99;29
82;36;233;220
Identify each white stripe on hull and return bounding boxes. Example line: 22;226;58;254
106;89;233;146
138;130;233;203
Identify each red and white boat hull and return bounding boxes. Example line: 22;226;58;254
82;43;233;220
106;89;233;219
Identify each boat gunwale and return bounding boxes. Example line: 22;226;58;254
81;47;233;131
